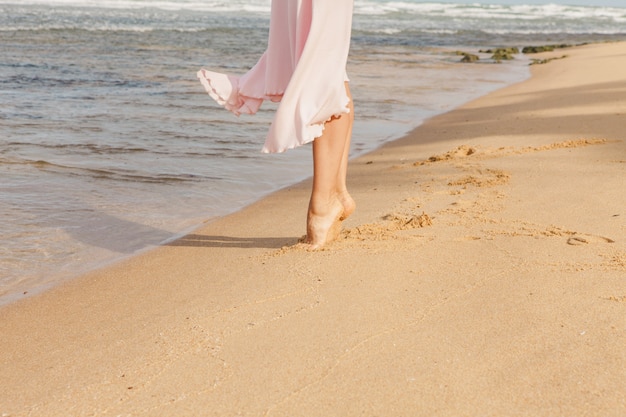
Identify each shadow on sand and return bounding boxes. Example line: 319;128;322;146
166;234;298;249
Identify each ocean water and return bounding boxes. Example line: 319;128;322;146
1;0;625;305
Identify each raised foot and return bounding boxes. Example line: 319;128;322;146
305;199;345;250
339;191;356;221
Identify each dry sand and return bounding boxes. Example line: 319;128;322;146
1;42;625;416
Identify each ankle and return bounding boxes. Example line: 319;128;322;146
308;193;341;217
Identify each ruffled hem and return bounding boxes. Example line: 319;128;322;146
198;67;352;154
197;69;264;116
261;93;351;153
197;0;354;154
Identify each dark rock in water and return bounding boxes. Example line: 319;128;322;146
530;54;569;65
491;51;514;61
480;47;520;55
490;48;519;61
523;45;556;53
522;44;578;54
454;51;480;62
459;52;480;63
476;47;520;62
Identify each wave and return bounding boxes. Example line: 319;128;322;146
0;156;217;184
1;0;624;19
1;1;623;37
0;0;271;12
355;2;626;22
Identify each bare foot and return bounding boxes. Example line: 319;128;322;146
305;198;344;250
339;191;356;220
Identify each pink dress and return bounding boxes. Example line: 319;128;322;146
197;0;354;153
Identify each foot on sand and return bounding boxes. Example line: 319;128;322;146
305;198;345;250
339;191;356;221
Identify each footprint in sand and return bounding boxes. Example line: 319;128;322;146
414;145;476;166
566;234;615;246
382;212;433;230
448;169;510;188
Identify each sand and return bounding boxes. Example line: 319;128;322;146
1;42;625;416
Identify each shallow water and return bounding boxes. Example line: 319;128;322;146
1;0;625;304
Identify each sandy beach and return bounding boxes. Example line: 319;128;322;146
1;42;625;416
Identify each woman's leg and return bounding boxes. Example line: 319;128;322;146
338;85;355;220
305;83;355;249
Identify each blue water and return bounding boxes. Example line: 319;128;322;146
1;0;625;304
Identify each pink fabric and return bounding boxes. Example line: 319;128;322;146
197;0;354;153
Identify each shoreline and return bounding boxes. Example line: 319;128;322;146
1;42;625;416
0;46;532;308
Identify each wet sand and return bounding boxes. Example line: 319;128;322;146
1;42;625;416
